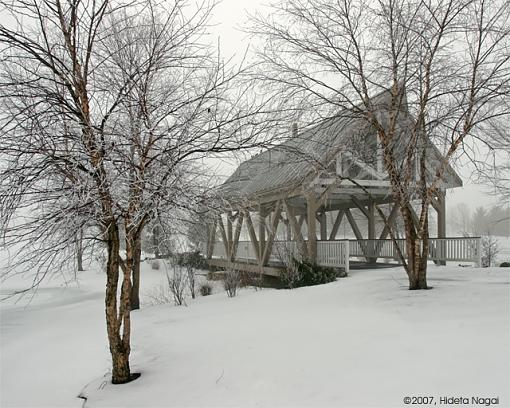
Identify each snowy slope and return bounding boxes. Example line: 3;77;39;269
1;262;509;408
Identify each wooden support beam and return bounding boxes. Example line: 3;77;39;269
319;212;327;241
298;214;306;228
262;200;283;265
284;200;308;258
367;201;376;263
351;196;370;219
345;209;364;241
435;191;446;238
307;194;318;261
206;219;217;259
435;191;446;265
231;212;244;262
217;215;229;256
284;218;291;241
329;210;344;241
227;211;233;259
346;209;369;260
258;207;267;263
368;201;375;240
378;203;399;240
244;211;260;263
207;259;283;278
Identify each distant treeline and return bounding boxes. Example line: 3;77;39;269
449;204;510;237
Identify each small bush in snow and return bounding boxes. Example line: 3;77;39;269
199;283;212;296
165;263;188;306
224;268;241;297
280;259;338;289
296;260;337;286
176;251;208;270
144;284;173;305
280;257;302;289
481;235;500;267
500;262;510;267
151;259;161;270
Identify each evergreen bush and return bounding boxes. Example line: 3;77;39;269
199;283;212;296
281;259;338;288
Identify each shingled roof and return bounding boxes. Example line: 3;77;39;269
218;90;462;204
218;112;362;201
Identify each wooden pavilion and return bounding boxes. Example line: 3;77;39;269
205;90;481;275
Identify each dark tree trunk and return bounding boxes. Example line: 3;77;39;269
105;222;133;384
130;237;141;310
153;224;160;258
402;205;429;290
76;229;84;271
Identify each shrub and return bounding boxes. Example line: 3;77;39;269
500;262;510;267
165;263;187;306
199;283;212;296
151;259;160;270
224;268;241;297
481;235;500;267
281;259;338;289
176;251;207;270
295;260;337;286
279;257;302;289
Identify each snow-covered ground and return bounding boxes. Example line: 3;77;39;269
1;259;509;407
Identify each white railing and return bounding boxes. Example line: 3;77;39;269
428;237;481;265
210;237;481;271
235;241;258;261
269;241;299;263
349;237;481;266
349;239;407;259
211;240;349;272
317;240;350;273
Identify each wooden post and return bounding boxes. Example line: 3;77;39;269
206;219;217;259
307;194;317;262
435;191;446;265
319;212;327;241
367;200;376;263
346;208;368;259
284;218;291;241
258;207;267;263
227;211;233;259
378;203;399;240
262;201;282;265
245;211;260;263
329;210;344;241
217;215;229;257
284;200;308;258
436;191;446;238
230;212;244;262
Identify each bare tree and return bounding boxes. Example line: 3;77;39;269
0;0;273;384
248;0;510;289
165;261;188;306
481;234;499;267
223;267;241;297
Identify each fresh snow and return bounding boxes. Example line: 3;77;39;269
1;259;509;407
